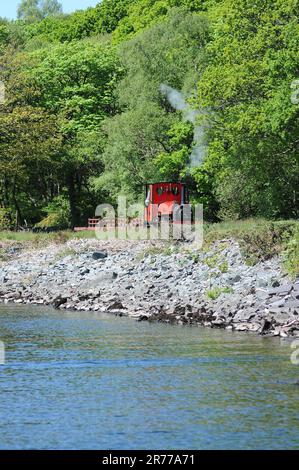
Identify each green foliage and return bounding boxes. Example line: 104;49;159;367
138;243;177;260
40;0;62;17
0;208;13;230
197;0;299;220
205;253;220;269
95;0;137;34
0;19;10;50
95;9;209;198
17;0;41;22
22;0;137;45
112;0;213;42
0;0;298;232
24;9;98;44
219;261;228;273
97;102;177;201
154;122;194;179
206;286;233;300
0;46;62;225
36;195;70;229
282;225;299;278
28;40;122;132
23;39;122;226
205;219;299;265
239;221;298;265
191;165;218;220
0;229;96;244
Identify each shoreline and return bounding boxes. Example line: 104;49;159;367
0;238;298;338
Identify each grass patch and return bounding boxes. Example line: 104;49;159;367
0;229;96;249
282;225;299;279
72;230;97;240
189;252;200;264
136;243;177;261
0;248;8;263
205;253;221;269
204;218;299;266
52;247;78;263
206;286;234;300
219;261;229;273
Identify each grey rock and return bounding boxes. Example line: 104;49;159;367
138;315;150;322
1;237;298;337
233;309;256;322
261;319;273;334
255;289;269;300
256;277;269;288
80;268;90;276
269;284;293;296
272;312;291;325
107;300;124;311
284;299;299;308
53;295;68;309
268;299;286;309
92;251;108;260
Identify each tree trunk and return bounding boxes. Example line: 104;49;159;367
12;182;22;230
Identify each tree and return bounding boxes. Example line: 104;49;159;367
24;8;99;44
196;0;299;219
96;9;209;202
40;0;62;17
17;0;62;23
0;47;61;226
27;39;123;226
4;0;298;226
17;0;41;22
94;0;137;34
96;103;179;203
112;0;213;42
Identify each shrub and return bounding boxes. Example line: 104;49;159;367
283;226;299;279
206;286;233;300
35;196;71;230
0;208;13;231
204;219;299;265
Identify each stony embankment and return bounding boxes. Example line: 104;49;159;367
0;238;298;337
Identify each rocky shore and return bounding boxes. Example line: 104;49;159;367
0;238;298;337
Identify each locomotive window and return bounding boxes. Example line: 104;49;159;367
172;186;179;195
156;186;163;195
145;189;150;207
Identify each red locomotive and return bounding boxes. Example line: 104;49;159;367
144;181;190;225
77;181;191;232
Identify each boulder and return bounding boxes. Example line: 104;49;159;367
80;268;90;276
53;294;68;309
261;319;273;334
138;314;150;322
107;300;124;311
92;251;108;260
268;284;293;296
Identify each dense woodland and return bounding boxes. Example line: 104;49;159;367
0;0;298;229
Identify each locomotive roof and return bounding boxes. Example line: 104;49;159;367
145;181;185;185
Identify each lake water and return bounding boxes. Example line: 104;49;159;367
0;304;298;450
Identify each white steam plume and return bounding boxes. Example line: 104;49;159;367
160;83;207;168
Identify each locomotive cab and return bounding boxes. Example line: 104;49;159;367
144;182;190;225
